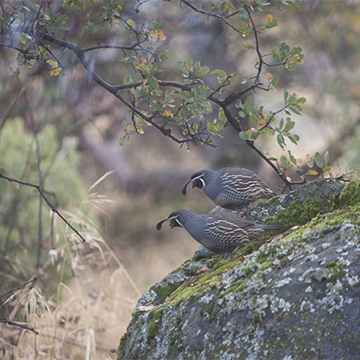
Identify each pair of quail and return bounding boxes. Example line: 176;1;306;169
157;167;282;261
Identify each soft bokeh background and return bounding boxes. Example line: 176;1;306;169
1;0;360;358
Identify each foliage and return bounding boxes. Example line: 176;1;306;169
0;119;85;290
0;0;321;187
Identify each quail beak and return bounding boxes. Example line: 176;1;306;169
169;219;177;229
181;180;192;196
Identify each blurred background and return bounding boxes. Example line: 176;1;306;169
1;0;360;358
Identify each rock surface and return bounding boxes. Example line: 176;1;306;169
118;179;360;360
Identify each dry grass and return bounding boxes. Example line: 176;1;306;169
0;157;202;359
0;172;142;359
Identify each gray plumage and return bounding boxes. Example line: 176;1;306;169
156;209;283;261
182;167;276;212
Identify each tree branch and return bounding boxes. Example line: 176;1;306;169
0;317;38;335
32;30;193;145
0;173;86;242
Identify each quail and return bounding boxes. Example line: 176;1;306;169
182;167;276;213
156;209;283;261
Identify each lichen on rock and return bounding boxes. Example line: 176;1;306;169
118;179;360;360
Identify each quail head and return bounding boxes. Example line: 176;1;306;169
156;209;283;261
182;167;276;213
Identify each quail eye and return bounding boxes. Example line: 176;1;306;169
192;178;205;189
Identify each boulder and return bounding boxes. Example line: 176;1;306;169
118;179;360;359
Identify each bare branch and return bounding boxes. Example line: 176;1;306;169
0;173;87;242
0;278;37;300
0;317;38;335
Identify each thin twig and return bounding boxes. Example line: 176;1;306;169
0;174;86;242
0;278;37;301
0;317;38;335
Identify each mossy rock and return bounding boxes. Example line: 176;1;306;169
118;180;360;360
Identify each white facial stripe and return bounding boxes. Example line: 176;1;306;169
191;174;206;189
168;215;184;228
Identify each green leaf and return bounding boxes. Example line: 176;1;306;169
208;120;224;136
219;108;227;122
243;43;255;50
324;150;329;166
288;135;299;145
271;73;279;86
279;118;284;130
235;99;243;109
57;23;70;31
314;151;324;168
280;155;290;169
323;166;332;173
250;114;258;125
239;131;249;141
147;76;159;90
179;91;193;101
289;106;301;115
284;88;289;103
306;154;314;168
12;67;20;78
239;8;249;22
211;69;227;77
283;119;295;132
122;120;127;131
119;136;126;147
277;134;285;150
288;150;296;165
16;52;24;64
289;1;299;9
154;21;167;30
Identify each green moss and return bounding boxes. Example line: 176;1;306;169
117;332;128;359
325;260;338;268
243;264;255;277
326;265;347;284
220;278;248;299
155;282;183;304
273;199;327;229
147;308;164;344
257;261;273;272
333;179;360;209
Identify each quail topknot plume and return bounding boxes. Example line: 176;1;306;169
182;167;277;213
156;209;283;261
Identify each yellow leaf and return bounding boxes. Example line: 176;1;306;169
267;73;272;82
110;16;120;29
19;35;26;44
49;68;60;76
306;154;311;167
257;118;266;129
149;30;166;42
306;170;318;176
127;19;135;28
163;110;171;117
138;57;147;65
47;59;58;68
